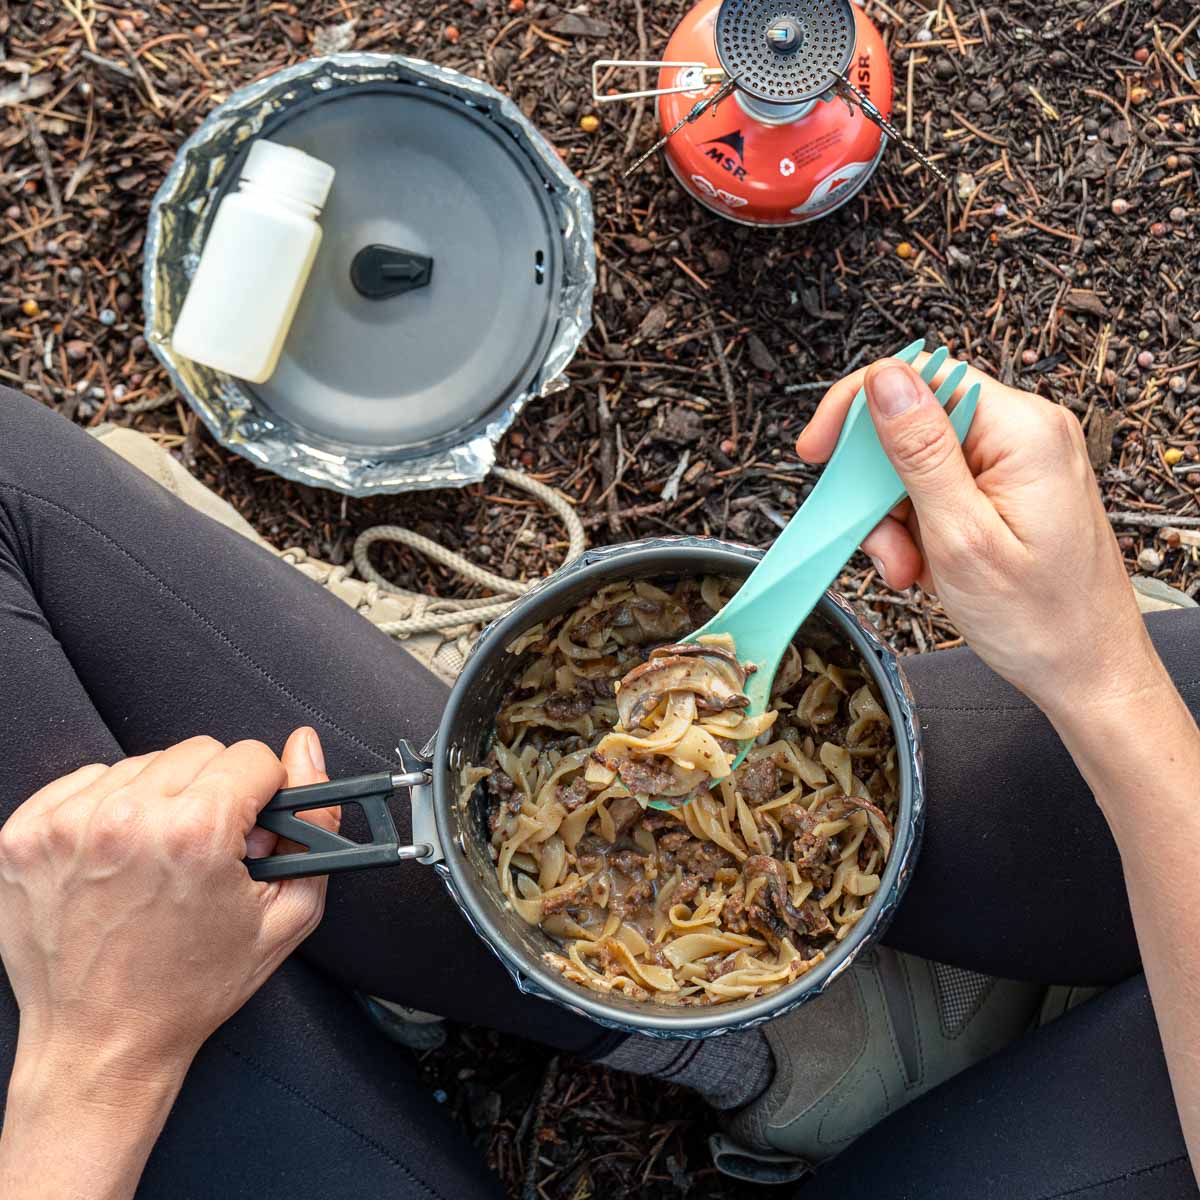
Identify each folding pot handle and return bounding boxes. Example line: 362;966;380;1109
247;740;440;882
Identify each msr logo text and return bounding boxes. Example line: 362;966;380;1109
702;130;749;181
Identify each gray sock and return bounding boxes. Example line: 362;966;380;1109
596;1027;774;1110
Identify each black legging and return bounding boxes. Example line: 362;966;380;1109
0;388;1195;1199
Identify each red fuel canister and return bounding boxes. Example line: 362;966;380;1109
593;0;933;228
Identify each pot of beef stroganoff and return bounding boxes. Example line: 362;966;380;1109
252;537;924;1038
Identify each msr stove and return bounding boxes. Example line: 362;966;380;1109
594;0;945;227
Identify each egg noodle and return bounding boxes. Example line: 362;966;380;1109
463;577;898;1006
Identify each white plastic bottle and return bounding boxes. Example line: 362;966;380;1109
171;139;335;383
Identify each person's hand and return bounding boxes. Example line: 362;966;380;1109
795;355;1158;718
0;728;336;1088
0;728;338;1200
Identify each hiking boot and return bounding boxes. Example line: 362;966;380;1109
711;947;1045;1184
90;423;477;687
1037;982;1105;1025
358;995;449;1052
1131;575;1198;614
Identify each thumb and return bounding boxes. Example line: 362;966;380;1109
260;728;336;951
865;360;983;544
279;727;338;834
281;725;327;788
248;728;338;859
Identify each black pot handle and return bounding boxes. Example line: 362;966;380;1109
247;741;438;882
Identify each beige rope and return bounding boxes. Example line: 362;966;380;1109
354;528;529;600
352;466;587;638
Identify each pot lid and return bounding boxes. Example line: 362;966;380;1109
715;0;856;104
238;83;560;455
144;55;595;495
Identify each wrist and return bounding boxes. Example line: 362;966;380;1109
1028;621;1167;732
1;1034;188;1200
8;1031;188;1115
1042;656;1199;836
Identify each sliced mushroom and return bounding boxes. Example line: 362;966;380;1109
628;582;691;639
810;794;894;860
650;641;750;688
616;652;749;729
743;855;833;949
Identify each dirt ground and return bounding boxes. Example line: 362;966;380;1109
2;0;1198;1196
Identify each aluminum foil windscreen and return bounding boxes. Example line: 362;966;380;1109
143;54;595;495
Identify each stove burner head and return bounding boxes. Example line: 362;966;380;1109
716;0;856;104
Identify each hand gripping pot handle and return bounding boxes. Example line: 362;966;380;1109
246;739;441;881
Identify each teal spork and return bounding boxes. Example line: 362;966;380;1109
649;339;979;809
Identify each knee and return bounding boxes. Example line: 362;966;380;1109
0;386;67;431
0;386;92;483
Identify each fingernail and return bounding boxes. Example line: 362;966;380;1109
306;729;325;776
869;556;886;581
871;366;920;418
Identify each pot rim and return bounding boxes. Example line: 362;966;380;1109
431;535;925;1038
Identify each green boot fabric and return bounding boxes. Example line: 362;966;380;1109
713;946;1045;1184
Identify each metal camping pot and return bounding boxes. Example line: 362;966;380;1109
144;54;595;496
252;537;924;1038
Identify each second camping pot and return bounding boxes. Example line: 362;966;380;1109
252;537;925;1038
144;54;594;496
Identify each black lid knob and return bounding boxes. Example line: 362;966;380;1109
351;244;434;300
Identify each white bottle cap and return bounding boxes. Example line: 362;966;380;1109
241;138;336;210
